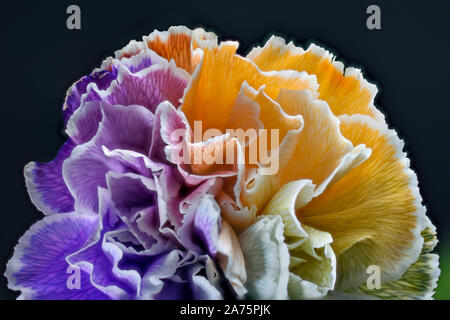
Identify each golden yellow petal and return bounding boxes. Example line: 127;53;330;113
241;89;370;212
247;36;383;120
297;114;426;289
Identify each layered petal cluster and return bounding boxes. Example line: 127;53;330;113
6;26;439;300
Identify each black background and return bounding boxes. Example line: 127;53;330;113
1;0;449;299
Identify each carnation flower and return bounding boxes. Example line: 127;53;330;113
6;26;439;300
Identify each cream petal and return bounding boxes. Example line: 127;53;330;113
289;225;336;294
261;180;337;297
288;273;326;300
216;220;247;297
239;215;290;299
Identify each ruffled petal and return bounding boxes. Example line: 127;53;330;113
216;220;247;297
64;48;165;123
67;189;142;299
345;217;439;299
192;195;221;257
139;250;182;299
241;89;370;213
177;178;223;243
63;103;154;213
104;60;189;113
111;47;163;73
298;114;427;289
156;100;241;185
262;180;336;298
106;171;170;252
154;260;222;300
63;70;115;123
288;225;336;297
5;213;109;299
239;215;290;299
66;101;103;145
180;42;318;133
24;139;76;215
144;26;218;73
247;36;383;121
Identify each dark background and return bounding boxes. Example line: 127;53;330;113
1;0;449;299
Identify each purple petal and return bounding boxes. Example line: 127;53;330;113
62;49;162;124
5;213;110;300
96;103;154;154
177;179;223;253
110;49;165;77
107;172;169;252
152;162;184;229
63;70;115;123
107;172;157;218
24;139;75;215
155;262;222;300
66;101;102;145
106;61;188;113
102;147;155;177
140;250;182;299
62;141;128;213
193;195;221;258
150;101;189;165
67;189;141;299
63;103;154;213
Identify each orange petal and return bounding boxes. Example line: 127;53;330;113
248;37;383;120
144;26;217;73
181;42;318;133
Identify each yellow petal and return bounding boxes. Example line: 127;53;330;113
247;36;383;120
298;114;426;289
180;42;318;133
241;89;370;212
275;89;370;190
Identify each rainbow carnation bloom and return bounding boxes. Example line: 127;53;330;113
5;26;439;300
